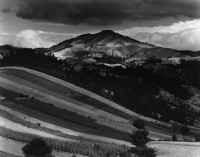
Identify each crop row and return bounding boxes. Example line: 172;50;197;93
0;127;130;157
15;98;131;141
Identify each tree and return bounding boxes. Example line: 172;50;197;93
195;136;200;142
133;119;145;130
131;129;149;147
181;125;189;136
22;138;53;157
172;134;177;141
130;125;156;157
181;125;189;141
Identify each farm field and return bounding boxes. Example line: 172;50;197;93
0;70;129;123
0;69;133;121
1;135;200;157
0;68;180;140
0;110;130;156
0;67;177;127
1;67;200;156
0;102;132;146
0;68;134;156
0;98;132;142
0;114;76;142
0;83;173;141
0;136;86;157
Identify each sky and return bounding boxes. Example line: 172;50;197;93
0;0;200;51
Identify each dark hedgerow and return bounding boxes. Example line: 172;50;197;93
22;138;53;157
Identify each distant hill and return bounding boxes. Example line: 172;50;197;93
40;30;198;60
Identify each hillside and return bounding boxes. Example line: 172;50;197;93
0;66;200;157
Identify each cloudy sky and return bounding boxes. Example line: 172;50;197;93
0;0;200;51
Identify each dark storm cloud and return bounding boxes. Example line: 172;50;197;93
15;0;200;25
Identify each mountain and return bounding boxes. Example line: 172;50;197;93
41;30;195;60
1;30;199;64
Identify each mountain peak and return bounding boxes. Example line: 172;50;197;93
95;30;122;41
97;30;121;37
98;30;116;34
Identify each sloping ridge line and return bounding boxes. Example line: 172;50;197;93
0;66;171;127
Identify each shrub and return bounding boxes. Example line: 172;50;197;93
22;138;52;157
133;119;145;130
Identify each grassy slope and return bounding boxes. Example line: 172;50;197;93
0;69;135;121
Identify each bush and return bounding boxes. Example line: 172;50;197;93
22;138;53;157
133;119;145;130
131;129;149;147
